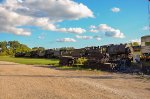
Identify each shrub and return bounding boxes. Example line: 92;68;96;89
75;57;87;65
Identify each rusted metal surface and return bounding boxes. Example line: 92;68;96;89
59;56;75;66
71;48;85;58
141;35;150;54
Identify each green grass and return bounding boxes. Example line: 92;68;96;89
0;56;103;72
56;65;86;70
54;65;102;72
0;56;93;71
0;56;59;65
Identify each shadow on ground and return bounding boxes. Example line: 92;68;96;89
0;64;19;65
33;65;150;80
145;88;150;91
0;74;114;79
34;65;86;71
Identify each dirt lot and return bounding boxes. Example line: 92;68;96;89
0;61;150;99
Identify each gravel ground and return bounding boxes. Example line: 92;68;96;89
0;61;150;99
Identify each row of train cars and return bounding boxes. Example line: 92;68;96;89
15;35;150;74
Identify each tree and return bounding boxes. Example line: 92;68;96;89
8;41;31;54
32;47;45;51
60;47;75;51
132;42;140;46
0;41;31;56
0;41;8;55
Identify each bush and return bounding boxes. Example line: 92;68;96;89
75;57;87;65
0;51;8;56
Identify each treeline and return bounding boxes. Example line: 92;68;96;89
0;41;75;56
0;40;139;56
0;41;31;56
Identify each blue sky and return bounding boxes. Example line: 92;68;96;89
0;0;149;48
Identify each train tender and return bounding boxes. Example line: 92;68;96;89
141;35;150;60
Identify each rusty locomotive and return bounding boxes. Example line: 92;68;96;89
59;44;133;71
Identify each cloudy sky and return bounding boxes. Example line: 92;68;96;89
0;0;149;48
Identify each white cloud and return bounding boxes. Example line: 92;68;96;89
93;36;101;41
99;24;125;38
38;36;45;40
89;25;98;33
75;35;102;41
111;7;120;13
57;28;86;34
143;26;150;31
32;18;56;31
89;24;125;38
90;25;96;29
130;39;141;44
76;35;93;39
56;38;76;42
90;29;98;33
7;0;94;21
31;18;86;34
96;37;101;41
38;33;46;40
0;0;93;36
0;7;32;36
17;0;23;3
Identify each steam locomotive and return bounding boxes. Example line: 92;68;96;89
59;44;133;71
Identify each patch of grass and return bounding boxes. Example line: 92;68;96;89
142;62;150;66
57;66;85;70
0;56;59;65
54;65;100;71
